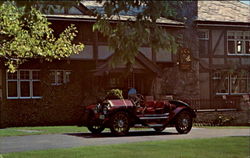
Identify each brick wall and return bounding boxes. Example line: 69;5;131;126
0;60;97;128
194;101;250;126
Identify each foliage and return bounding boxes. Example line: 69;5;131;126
106;89;124;99
213;115;235;126
0;1;84;72
92;1;182;67
195;114;236;126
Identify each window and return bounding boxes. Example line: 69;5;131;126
49;70;71;85
109;77;121;88
213;71;250;95
198;30;209;55
7;70;41;99
227;31;250;55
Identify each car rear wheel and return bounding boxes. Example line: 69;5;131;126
110;112;130;136
87;125;105;134
175;111;193;134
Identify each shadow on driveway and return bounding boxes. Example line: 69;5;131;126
64;130;179;138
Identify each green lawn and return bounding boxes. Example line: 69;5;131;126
0;126;152;137
2;137;249;158
0;126;88;137
194;126;250;129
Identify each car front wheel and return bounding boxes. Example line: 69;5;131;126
87;125;105;134
175;111;193;134
110;112;130;136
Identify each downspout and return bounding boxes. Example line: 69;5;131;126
0;68;2;128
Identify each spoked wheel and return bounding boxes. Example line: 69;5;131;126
110;112;130;136
87;125;105;134
175;111;193;134
153;127;166;132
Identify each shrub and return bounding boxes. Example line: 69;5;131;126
106;89;124;99
213;115;235;126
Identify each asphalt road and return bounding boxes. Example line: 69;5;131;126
0;127;249;153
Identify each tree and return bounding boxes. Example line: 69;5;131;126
92;0;183;66
0;1;84;72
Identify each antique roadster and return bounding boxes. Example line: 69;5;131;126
79;95;196;136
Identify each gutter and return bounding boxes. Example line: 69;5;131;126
46;15;184;28
196;20;250;28
197;23;250;28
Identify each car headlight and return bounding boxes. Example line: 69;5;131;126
94;103;101;114
103;103;111;115
103;106;108;114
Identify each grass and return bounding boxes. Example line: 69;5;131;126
194;126;250;129
0;126;152;137
0;126;88;137
2;136;249;158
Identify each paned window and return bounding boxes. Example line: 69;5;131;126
49;70;71;85
213;71;250;95
198;30;209;55
227;31;250;55
7;70;41;99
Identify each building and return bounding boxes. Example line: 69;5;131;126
0;1;249;127
197;1;250;108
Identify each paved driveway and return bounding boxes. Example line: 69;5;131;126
0;128;249;153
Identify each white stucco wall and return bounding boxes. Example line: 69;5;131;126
212;58;225;65
98;46;114;59
156;49;172;62
139;47;152;60
70;45;94;60
212;30;225;56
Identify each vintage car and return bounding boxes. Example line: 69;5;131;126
79;95;196;136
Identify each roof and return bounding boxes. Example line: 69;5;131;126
197;1;250;23
92;51;162;76
46;14;183;25
81;1;144;16
51;0;182;26
46;14;183;26
46;1;250;25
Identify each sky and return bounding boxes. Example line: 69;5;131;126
240;0;250;5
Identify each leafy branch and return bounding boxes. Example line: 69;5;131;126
0;1;84;72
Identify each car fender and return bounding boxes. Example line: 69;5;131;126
170;100;196;118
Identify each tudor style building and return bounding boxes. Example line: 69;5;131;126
197;1;250;102
0;1;249;127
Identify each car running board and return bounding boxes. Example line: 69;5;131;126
147;124;164;127
134;124;164;127
138;113;169;120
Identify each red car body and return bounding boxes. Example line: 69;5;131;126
80;98;196;136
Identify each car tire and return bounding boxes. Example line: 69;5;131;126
110;111;130;136
175;111;193;134
153;127;166;132
87;125;105;134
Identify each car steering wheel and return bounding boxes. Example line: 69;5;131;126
129;94;144;107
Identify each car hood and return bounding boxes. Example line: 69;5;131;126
107;99;134;107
